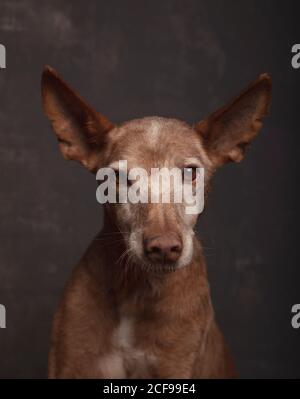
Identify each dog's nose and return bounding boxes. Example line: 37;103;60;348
144;233;182;264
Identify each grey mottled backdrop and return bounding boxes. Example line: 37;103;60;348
0;0;299;378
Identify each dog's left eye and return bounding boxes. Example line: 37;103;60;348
182;166;198;182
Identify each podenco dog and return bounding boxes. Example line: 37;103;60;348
42;67;271;378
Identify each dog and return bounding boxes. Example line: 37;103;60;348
41;66;271;378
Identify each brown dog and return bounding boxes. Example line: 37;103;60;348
41;67;271;378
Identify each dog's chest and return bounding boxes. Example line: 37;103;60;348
98;316;155;378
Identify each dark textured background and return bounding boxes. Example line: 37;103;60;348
0;0;299;378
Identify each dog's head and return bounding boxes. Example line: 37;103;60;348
42;67;271;272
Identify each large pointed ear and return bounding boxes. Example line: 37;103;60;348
195;74;271;167
41;66;114;172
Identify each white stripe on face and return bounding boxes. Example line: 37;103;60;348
146;120;161;147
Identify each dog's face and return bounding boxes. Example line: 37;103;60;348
42;67;271;272
103;117;211;271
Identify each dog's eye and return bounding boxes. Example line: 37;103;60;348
182;166;198;182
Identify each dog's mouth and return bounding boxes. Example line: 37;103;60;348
123;247;179;274
140;261;178;274
128;249;192;275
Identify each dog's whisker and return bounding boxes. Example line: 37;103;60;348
116;247;133;266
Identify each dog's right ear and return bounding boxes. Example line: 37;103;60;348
41;66;114;172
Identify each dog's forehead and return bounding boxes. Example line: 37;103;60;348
109;116;206;167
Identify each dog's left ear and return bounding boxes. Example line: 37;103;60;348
195;74;271;166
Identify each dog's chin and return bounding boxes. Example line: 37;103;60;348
136;256;192;274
